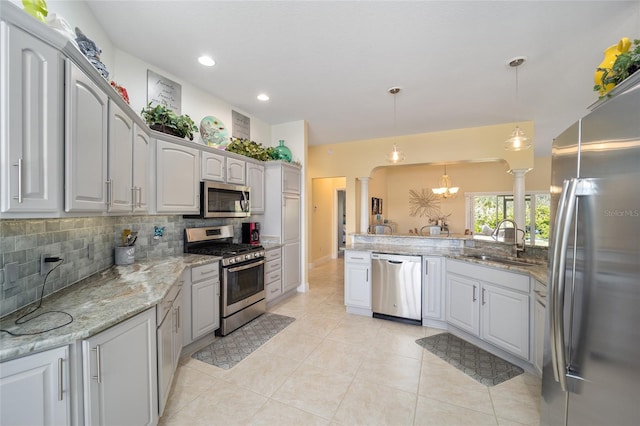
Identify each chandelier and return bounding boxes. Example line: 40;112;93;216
432;165;459;199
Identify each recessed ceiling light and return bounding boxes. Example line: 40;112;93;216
198;55;216;67
257;94;270;101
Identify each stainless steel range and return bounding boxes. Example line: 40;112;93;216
184;225;265;336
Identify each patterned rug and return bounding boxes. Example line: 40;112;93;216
415;333;524;386
192;313;295;369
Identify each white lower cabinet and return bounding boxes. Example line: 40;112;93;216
183;263;220;345
0;346;70;426
265;246;283;303
422;256;444;322
445;259;530;360
82;308;158;426
344;250;372;314
533;279;546;376
157;286;183;417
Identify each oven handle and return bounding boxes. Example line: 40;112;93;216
226;258;265;273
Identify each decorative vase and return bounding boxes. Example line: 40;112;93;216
22;0;48;22
273;139;292;162
594;37;631;95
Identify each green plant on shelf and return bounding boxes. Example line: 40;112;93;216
226;137;277;161
140;102;198;140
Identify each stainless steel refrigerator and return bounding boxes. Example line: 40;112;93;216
541;80;640;425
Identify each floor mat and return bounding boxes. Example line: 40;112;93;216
416;333;524;386
191;313;295;369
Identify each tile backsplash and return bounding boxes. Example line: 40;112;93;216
0;215;248;317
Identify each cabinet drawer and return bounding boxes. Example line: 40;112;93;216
266;248;282;261
266;280;282;300
446;259;529;293
345;250;371;264
265;269;282;285
265;258;282;275
191;262;219;283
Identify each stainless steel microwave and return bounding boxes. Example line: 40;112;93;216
195;181;251;218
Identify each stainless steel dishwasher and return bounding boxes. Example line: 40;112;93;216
371;253;422;325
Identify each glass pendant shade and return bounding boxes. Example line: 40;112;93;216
431;167;459;198
504;126;531;151
388;143;405;163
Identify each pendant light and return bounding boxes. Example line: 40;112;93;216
432;165;459;199
387;87;405;163
504;57;532;151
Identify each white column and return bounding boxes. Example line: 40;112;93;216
358;177;370;234
510;169;529;245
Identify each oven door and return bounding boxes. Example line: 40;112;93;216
221;259;265;317
203;181;250;218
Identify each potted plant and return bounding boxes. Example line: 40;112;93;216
140;102;198;140
594;38;640;97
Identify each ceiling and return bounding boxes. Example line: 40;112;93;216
86;1;640;156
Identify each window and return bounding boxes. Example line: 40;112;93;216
465;192;550;246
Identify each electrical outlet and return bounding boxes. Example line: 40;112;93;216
40;254;55;276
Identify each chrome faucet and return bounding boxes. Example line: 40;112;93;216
492;219;526;255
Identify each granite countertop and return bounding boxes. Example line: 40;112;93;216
0;254;216;362
345;243;548;284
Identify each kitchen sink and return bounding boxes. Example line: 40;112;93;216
462;254;542;267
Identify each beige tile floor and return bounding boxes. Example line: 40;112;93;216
160;257;541;425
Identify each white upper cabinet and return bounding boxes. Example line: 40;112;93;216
155;138;200;214
282;164;301;194
1;22;63;214
246;162;265;214
108;100;134;212
201;150;225;182
226;157;246;185
132;124;150;213
64;60;108;212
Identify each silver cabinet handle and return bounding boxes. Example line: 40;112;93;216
472;285;477;302
176;305;180;331
106;180;113;207
92;345;102;384
131;186;136;208
58;357;64;401
12;158;23;203
270;287;279;294
482;288;486;305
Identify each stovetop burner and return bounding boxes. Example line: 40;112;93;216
184;225;265;266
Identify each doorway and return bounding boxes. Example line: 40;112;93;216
335;189;346;256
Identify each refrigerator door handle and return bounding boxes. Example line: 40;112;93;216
549;178;579;392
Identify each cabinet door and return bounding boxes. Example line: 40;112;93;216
82;308;157;426
191;279;219;340
534;297;545;375
1;23;62;213
172;293;183;371
156;312;173;416
108;100;133;212
282;241;301;293
226;157;246;185
481;283;530;359
344;262;371;309
201;151;225;182
155;139;199;213
0;346;69;426
283;194;301;244
132;124;149;212
282;165;301;194
423;256;444;320
445;273;480;336
65;61;108;212
246;162;265;214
